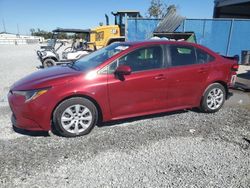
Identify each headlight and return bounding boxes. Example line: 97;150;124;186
12;87;50;102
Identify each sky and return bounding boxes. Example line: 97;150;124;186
0;0;214;35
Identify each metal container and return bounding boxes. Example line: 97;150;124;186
241;50;250;65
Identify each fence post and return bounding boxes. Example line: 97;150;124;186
135;19;138;40
202;19;206;38
226;19;234;56
125;17;128;41
182;19;185;32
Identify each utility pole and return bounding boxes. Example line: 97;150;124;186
17;24;20;35
2;19;6;33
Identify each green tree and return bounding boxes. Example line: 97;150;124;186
147;0;177;18
167;4;177;13
30;28;35;36
29;28;53;39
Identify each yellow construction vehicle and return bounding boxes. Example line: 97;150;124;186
89;11;141;49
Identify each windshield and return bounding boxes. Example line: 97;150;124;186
47;39;56;47
72;43;130;71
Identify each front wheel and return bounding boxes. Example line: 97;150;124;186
200;83;226;113
52;97;98;137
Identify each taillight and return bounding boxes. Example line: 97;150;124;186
231;63;239;71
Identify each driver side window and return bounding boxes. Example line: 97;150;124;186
107;45;163;74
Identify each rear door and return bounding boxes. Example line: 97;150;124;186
165;44;213;108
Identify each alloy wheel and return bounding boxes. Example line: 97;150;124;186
60;104;92;135
206;88;224;110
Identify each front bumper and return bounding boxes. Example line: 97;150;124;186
8;91;52;131
10;113;43;131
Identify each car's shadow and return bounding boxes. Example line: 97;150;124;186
12;125;50;137
98;109;190;127
12;109;194;137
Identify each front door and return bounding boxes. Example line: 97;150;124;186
107;45;168;119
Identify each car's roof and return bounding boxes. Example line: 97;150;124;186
122;40;196;47
121;40;217;56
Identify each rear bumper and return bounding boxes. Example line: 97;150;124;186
228;75;237;88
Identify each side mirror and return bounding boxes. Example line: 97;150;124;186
115;65;132;76
114;65;131;81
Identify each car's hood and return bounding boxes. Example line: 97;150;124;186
11;65;82;91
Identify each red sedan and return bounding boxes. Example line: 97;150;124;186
8;41;239;137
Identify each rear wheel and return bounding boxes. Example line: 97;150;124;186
200;83;226;113
52;97;98;137
43;58;56;68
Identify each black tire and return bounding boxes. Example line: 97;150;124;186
200;83;226;113
43;58;56;68
52;97;98;137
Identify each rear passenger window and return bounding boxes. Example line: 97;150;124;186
170;45;196;66
196;48;215;64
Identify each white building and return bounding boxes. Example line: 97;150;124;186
0;33;44;45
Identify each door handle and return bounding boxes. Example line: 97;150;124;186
154;74;166;80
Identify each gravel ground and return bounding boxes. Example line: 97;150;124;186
0;44;250;187
0;45;38;106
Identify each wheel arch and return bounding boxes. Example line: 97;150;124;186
200;80;229;106
214;81;228;95
199;80;228;113
50;94;103;128
210;80;229;99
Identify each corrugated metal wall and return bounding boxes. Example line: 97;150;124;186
127;18;250;61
